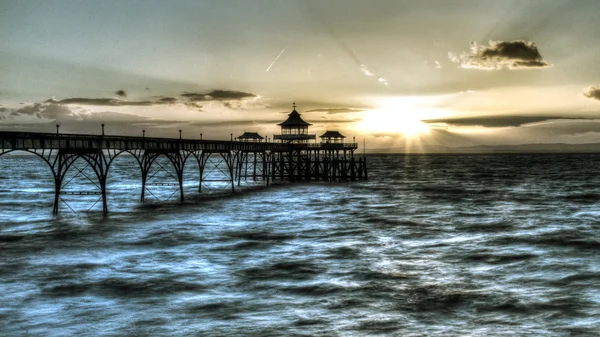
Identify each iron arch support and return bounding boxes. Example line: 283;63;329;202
163;151;185;202
138;151;161;202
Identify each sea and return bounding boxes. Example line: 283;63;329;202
1;153;599;336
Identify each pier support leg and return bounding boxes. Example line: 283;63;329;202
138;152;159;202
264;151;270;186
140;171;147;201
165;152;185;203
52;177;62;214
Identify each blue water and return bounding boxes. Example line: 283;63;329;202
1;154;599;336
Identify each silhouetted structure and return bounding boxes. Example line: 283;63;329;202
274;102;316;143
270;104;365;183
320;130;346;144
237;132;264;142
0;103;367;214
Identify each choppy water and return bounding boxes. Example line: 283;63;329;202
1;153;599;336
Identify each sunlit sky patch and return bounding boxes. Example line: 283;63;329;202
2;0;600;152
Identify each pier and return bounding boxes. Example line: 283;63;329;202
0;107;367;214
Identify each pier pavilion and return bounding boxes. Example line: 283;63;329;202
0;104;367;214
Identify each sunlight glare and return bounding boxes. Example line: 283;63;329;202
356;97;442;137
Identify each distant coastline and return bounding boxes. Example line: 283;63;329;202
369;142;600;154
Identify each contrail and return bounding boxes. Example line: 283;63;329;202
266;46;288;72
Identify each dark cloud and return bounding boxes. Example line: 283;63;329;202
47;98;154;106
583;86;600;100
449;40;550;70
306;108;366;114
158;97;177;103
223;101;252;110
424;116;589;128
1;89;259;126
183;101;204;112
181;90;257;102
35;89;258;112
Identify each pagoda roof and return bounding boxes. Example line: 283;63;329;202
277;109;312;126
320;130;346;138
237;131;264;140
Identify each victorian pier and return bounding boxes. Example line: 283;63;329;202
0;106;367;214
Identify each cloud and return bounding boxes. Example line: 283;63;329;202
10;103;44;116
1;88;263;128
360;64;374;76
358;64;390;86
183;101;204;112
180;90;260;110
1;101;188;130
306;108;366;114
6;102;88;120
223;101;243;110
157;97;178;104
424;116;589;128
46;97;154;106
583;86;600;100
39;104;85;120
45;89;256;108
181;90;257;102
32;89;258;113
449;40;550;70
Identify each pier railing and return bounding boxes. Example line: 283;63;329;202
0;131;294;152
305;143;358;149
0;131;359;152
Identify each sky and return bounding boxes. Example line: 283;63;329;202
2;0;600;152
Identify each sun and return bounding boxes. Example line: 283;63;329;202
355;97;438;137
357;109;430;137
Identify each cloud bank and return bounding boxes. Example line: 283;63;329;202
181;90;257;102
449;40;550;70
46;98;154;106
17;89;262;114
0;88;264;127
424;116;588;128
8;102;88;120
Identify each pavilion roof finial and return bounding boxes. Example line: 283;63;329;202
292;102;296;110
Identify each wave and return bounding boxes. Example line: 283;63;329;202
42;275;205;298
237;260;325;281
464;252;538;264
